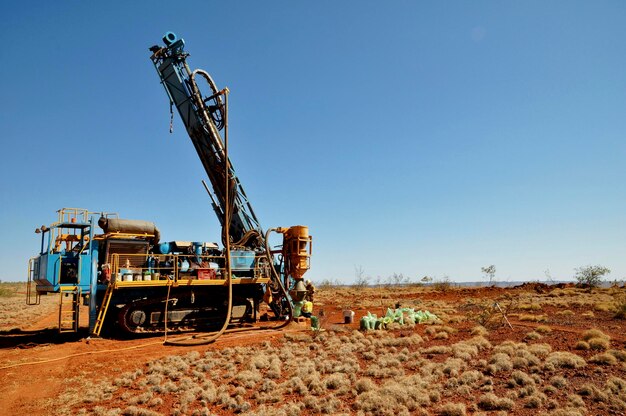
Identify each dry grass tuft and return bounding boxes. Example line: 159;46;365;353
510;370;534;387
40;286;626;416
578;383;609;402
575;341;590;350
519;314;548;322
608;349;626;362
355;378;375;393
589;352;618;366
544;352;586;370
487;353;513;374
422;345;452;355
535;325;552;334
614;294;626;319
579;329;611;351
524;392;548;408
477;393;515;410
594;302;613;312
470;325;488;336
437;402;467;416
524;331;542;341
589;337;610;351
434;331;449;340
582;328;610;341
549;375;568;389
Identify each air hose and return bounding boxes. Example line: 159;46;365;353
265;228;294;327
161;253;233;346
160;86;293;346
163;88;233;347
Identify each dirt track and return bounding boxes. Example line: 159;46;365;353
0;306;319;415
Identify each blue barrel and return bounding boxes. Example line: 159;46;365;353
158;242;171;254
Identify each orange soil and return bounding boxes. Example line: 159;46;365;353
0;285;625;415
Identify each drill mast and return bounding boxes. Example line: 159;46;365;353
149;32;262;248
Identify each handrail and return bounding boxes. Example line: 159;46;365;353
109;252;266;285
26;257;40;305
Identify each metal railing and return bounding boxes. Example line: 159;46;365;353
26;257;41;305
109;252;269;286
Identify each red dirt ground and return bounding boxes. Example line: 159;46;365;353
1;285;625;415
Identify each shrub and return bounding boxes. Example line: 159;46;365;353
481;265;497;286
574;265;610;288
433;276;452;292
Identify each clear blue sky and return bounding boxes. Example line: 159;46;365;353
1;1;624;283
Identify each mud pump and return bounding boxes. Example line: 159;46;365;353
26;32;312;337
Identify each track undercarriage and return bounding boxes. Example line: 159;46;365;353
107;285;265;335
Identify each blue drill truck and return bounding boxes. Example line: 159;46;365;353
27;32;312;337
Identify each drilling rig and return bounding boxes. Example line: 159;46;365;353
26;32;312;337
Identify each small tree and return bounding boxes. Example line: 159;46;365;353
354;265;369;288
481;265;497;286
574;265;610;288
544;268;555;284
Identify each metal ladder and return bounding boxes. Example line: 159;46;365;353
93;283;114;336
59;286;81;333
26;257;40;305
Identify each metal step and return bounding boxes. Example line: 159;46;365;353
58;286;81;333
